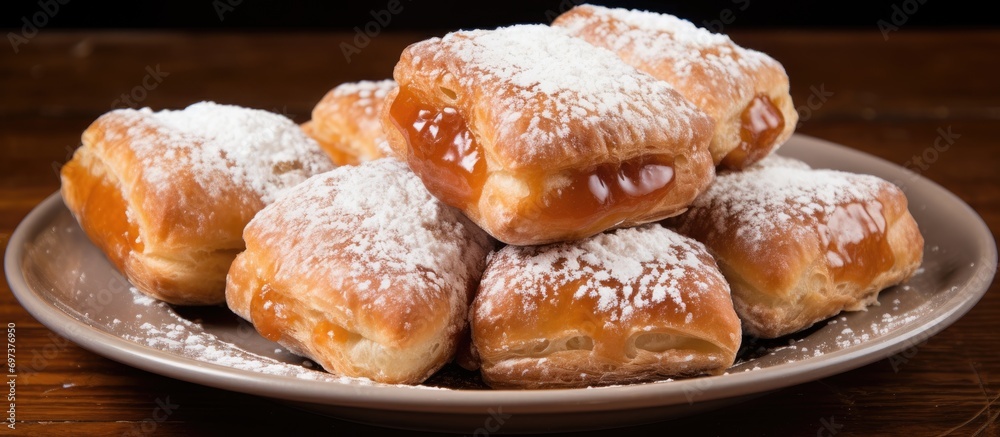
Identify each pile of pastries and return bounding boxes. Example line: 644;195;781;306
60;5;923;388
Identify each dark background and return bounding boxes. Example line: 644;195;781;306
1;0;994;31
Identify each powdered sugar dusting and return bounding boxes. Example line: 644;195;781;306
477;224;727;322
313;80;396;158
131;287;157;306
675;155;890;247
117;101;333;204
247;158;492;313
330;79;396;115
399;24;709;169
555;5;778;104
558;5;733;53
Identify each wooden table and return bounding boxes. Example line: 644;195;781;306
2;30;998;436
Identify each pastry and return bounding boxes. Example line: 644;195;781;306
554;5;798;169
381;24;715;245
60;102;333;305
302;79;397;165
668;156;924;338
471;224;741;389
226;159;493;384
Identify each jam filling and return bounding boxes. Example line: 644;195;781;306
535;156;675;233
388;86;674;235
312;321;360;349
722;94;785;169
820;200;895;285
68;159;144;269
250;285;298;342
388;87;486;208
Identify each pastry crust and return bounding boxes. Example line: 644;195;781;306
554;5;798;169
471;224;741;389
303;80;397;165
60;102;333;305
668;156;924;338
382;24;715;245
226;159;493;384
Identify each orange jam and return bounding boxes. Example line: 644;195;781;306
535;156;675;234
312;321;360;349
821;200;895;284
66;159;145;270
722;94;785;169
388;86;486;208
388;86;674;236
250;285;299;342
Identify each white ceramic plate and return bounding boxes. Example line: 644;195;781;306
5;134;997;433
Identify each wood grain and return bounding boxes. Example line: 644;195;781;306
1;30;998;436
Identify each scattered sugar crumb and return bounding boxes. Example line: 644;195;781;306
131;287;157;306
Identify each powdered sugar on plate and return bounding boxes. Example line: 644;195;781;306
117;286;458;387
132;321;358;382
114;286;351;382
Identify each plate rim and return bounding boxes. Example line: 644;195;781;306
5;134;997;415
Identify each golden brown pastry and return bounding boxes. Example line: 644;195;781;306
60;102;333;305
554;5;798;169
381;24;715;245
471;224;741;389
226;159;493;384
669;156;924;338
302;79;397;165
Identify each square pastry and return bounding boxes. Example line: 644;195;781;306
382;24;715;245
471;224;741;388
60;102;333;305
669;156;924;338
226;159;493;384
